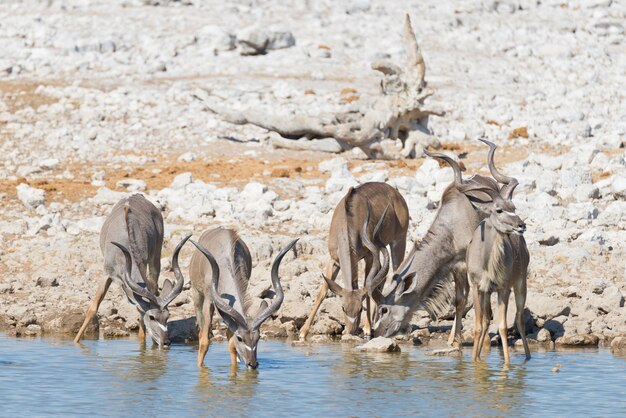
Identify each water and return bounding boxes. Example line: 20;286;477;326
1;334;625;417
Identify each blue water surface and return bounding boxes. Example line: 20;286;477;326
1;334;625;417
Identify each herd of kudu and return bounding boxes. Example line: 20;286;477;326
73;139;530;369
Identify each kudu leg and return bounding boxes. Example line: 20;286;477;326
74;277;112;343
449;270;469;348
299;261;339;341
228;333;238;367
476;291;491;361
514;282;531;361
498;290;511;364
390;237;407;272
448;320;456;346
197;301;214;368
138;321;146;343
471;286;482;361
192;288;204;332
363;255;374;338
364;297;373;339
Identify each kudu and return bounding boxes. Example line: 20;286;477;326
189;227;298;369
468;139;530;364
372;149;503;344
298;182;409;340
74;194;189;346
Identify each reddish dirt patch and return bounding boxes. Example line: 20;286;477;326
0;177;97;204
0;80;58;113
108;158;328;192
509;126;529;139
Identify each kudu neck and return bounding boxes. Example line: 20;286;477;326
398;229;456;307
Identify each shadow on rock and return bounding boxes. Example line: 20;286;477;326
169;316;198;343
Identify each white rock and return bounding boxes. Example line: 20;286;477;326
601;134;623;150
268;31;296;50
415;161;438;188
17;165;40;177
345;0;371;14
319;158;350;177
526;292;571;320
389;176;422;194
325;176;358;194
196;25;236;52
359;170;389;183
16;183;45;209
530;154;563;170
237;26;269;55
177;152;197;162
610;175;626;198
91;171;105;187
566;202;599;222
93;187;126;205
76;216;106;233
356;337;400;352
116;178;146;192
39;158;59;170
596;201;626;227
435;167;454;186
577;229;607;245
573;184;600;202
448;129;467;141
242;182;268;200
170;172;193;190
0;220;27;235
28;214;54;235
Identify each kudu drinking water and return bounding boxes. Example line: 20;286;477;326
298;182;409;340
189;227;298;369
74;194;189;346
372;148;503;343
467;139;530;364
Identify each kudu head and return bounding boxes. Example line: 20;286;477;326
111;205;190;347
370;250;416;338
323;206;390;335
191;238;298;369
111;234;190;347
478;138;526;235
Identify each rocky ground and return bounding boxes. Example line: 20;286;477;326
0;0;624;351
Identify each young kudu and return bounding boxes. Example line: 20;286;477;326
372;149;502;344
468;139;530;364
298;182;409;340
74;194;189;346
189;227;298;369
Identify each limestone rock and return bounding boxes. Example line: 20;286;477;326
555;334;599;346
610;336;626;352
356;337;401;352
16;183;45;209
44;309;98;337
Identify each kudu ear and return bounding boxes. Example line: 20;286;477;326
396;272;417;298
161;279;174;298
255;300;269;318
322;274;345;297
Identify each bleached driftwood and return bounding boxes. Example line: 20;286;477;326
196;14;443;157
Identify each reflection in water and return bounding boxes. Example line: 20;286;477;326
1;334;626;416
194;364;259;415
117;345;170;383
467;360;528;416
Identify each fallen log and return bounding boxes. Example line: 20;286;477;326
195;14;443;158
